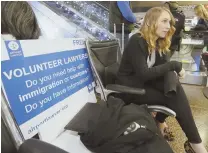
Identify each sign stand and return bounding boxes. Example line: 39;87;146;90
1;92;24;149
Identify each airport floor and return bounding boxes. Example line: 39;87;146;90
167;84;208;153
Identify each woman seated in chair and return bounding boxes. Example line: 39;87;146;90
116;7;207;153
194;4;208;30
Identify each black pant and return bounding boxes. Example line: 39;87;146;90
115;79;202;143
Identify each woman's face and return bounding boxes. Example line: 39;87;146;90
155;11;171;38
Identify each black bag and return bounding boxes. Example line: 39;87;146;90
80;97;173;153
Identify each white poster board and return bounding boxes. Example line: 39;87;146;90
1;38;96;140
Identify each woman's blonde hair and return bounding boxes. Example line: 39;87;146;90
194;4;208;20
1;1;40;39
139;7;175;54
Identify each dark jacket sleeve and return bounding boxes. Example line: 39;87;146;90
197;18;205;25
164;71;178;97
128;35;181;82
195;18;208;30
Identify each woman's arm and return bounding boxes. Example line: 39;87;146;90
117;1;137;23
128;35;182;82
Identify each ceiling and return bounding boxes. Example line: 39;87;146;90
96;1;208;13
131;1;208;7
131;1;208;12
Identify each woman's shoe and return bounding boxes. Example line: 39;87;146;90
184;140;196;153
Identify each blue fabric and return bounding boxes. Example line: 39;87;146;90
197;18;205;24
117;1;136;23
196;18;208;29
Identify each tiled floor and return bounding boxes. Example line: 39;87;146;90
167;84;208;153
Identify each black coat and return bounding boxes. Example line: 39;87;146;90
171;10;185;36
116;34;182;91
80;97;174;153
170;10;185;51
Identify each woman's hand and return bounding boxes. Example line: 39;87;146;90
178;68;186;79
174;68;186;79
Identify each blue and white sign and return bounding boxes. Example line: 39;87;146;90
1;38;95;139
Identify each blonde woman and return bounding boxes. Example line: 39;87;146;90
116;7;207;153
194;4;208;30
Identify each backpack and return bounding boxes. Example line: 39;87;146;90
80;96;174;153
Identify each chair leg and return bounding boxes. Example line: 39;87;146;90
95;87;106;101
203;87;208;99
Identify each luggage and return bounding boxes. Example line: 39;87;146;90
80;96;174;153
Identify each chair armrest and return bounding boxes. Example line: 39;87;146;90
147;105;176;117
18;138;68;153
106;84;145;95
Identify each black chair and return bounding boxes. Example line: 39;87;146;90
18;138;68;153
1;117;18;153
86;39;176;116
